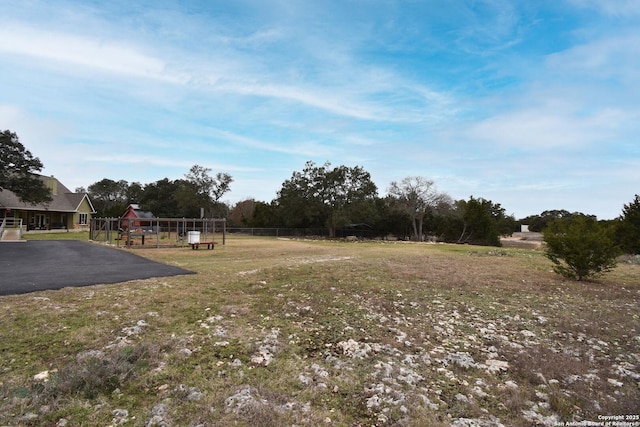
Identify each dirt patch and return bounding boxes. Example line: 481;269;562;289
501;232;543;249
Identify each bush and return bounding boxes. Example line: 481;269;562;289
543;215;620;281
40;345;150;400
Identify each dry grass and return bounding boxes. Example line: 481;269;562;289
1;236;638;426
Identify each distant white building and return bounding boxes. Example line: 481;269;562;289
521;224;530;232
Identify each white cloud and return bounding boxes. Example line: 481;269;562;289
0;24;185;83
2;0;469;130
0;104;69;157
463;107;631;151
545;33;640;84
206;126;334;157
2;1;637;219
568;0;640;17
216;81;382;121
0;24;450;124
83;153;257;173
0;105;24;123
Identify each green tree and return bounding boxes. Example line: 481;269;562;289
276;162;321;228
87;178;130;217
139;178;181;218
323;164;378;236
126;182;145;205
452;197;513;246
432;197;514;246
184;164;233;217
493;203;518;236
248;201;279;227
375;196;412;239
616;194;640;254
0;130;52;204
276;161;378;237
519;210;578;232
543;215;620;281
173;179;208;218
430;197;461;242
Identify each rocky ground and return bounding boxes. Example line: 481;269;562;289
1;238;638;426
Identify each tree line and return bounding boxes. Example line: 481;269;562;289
83;159;639;256
3;130;638;256
231;161;517;246
82;160;517;246
77;165;233;219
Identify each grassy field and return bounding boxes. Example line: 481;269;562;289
1;235;639;426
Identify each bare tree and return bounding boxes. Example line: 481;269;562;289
229;198;256;227
388;176;447;241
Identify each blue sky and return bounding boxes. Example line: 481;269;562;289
1;0;638;219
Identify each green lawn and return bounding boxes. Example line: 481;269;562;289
22;231;90;241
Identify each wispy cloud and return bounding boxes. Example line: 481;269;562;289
545;32;640;88
2;0;638;218
85;153;258;173
0;22;453;125
0;25;185;83
453;0;523;54
462;107;633;151
204;126;334;157
568;0;640;17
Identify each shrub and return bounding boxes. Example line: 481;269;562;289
40;345;150;400
543;215;620;281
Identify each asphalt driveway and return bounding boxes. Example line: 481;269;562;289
0;240;194;296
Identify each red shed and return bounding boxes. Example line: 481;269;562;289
120;204;155;230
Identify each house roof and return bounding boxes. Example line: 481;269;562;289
0;175;96;213
123;204;155;219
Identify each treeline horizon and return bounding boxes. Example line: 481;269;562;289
78;161;639;250
5;131;634;250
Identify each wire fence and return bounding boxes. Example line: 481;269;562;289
226;227;390;239
90;217;226;248
226;227;328;237
91;218;397;246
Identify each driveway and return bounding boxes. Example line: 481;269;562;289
0;240;194;296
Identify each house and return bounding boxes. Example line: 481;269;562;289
120;204;155;230
0;175;96;231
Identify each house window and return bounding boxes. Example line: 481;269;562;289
79;213;88;225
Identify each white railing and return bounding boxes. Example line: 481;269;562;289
1;217;23;240
3;217;23;228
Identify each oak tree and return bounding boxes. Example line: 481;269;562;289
0;130;51;204
276;161;378;237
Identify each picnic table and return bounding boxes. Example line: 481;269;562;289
190;241;216;250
